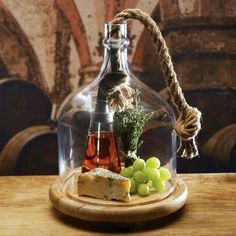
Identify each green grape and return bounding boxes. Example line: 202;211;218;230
147;179;153;188
153;180;165;192
129;178;137;194
143;166;151;176
143;166;160;182
133;159;145;171
148;168;160;182
128;166;134;173
146;157;161;169
133;170;148;183
120;167;134;178
159;167;171;181
138;183;150;196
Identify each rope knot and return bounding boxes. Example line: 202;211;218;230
174;106;202;158
107;84;135;112
99;71;135;112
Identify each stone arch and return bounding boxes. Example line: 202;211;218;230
54;0;95;89
131;3;166;91
0;1;49;93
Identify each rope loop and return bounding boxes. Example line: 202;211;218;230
111;8;202;158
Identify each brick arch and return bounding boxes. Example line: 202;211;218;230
55;0;92;68
105;0;126;21
132;3;161;67
55;0;95;88
131;3;167;91
0;1;49;94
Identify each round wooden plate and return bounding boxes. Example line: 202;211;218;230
49;175;188;223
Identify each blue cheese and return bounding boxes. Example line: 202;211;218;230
78;168;131;202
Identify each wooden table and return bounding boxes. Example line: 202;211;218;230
0;174;235;236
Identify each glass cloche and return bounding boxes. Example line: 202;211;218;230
57;22;177;201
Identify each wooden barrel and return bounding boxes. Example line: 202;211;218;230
0;125;58;175
202;124;236;172
184;90;236;146
0;78;52;151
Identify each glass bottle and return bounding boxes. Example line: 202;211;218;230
81;100;121;173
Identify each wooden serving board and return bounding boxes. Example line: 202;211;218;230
49;174;188;223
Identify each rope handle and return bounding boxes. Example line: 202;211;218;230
111;9;202;158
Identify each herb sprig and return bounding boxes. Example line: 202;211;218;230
114;91;153;166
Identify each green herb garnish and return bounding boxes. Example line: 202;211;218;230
114;91;153;166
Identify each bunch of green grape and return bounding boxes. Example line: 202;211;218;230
120;157;171;197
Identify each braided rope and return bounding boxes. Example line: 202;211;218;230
111;9;201;158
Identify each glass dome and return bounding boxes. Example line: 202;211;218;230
57;22;177;201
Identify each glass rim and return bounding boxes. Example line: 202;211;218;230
104;21;127;27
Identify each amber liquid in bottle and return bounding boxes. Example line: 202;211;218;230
82;131;121;173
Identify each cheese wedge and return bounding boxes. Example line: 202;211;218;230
78;168;131;202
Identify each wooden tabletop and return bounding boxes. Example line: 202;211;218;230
0;174;235;236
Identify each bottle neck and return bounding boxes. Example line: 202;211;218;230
101;46;130;74
100;22;131;75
